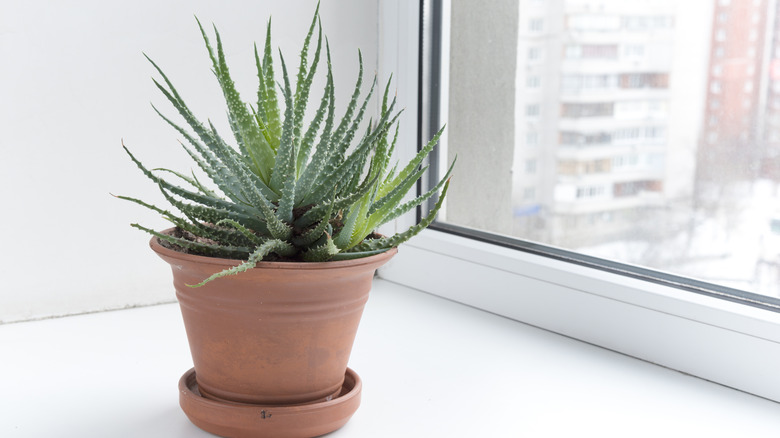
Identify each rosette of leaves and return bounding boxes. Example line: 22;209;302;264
117;7;455;287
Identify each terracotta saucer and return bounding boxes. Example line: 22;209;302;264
178;367;362;438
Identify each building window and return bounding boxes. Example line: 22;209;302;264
529;18;544;32
525;159;537;174
526;75;541;88
613;180;662;197
620;73;669;89
575;185;606;198
710;81;721;94
622;16;674;31
561;74;618;91
561;102;614;118
613;154;640;168
526;131;539;145
564;45;581;59
565;44;618;59
560;131;612;146
526;104;541;117
622;44;645;59
528;47;541;60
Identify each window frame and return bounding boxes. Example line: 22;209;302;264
377;0;780;402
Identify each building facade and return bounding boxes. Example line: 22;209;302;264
513;0;708;247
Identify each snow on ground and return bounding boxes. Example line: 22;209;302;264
581;180;780;298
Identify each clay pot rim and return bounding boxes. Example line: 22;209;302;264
149;227;398;270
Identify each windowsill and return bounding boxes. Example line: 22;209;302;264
3;280;780;437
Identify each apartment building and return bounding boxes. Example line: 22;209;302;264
513;0;708;247
699;0;771;183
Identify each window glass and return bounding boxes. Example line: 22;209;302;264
438;0;780;298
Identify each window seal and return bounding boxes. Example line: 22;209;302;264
429;222;780;313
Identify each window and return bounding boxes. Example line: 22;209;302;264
622;44;645;59
613;154;640;169
576;184;607;198
560;130;612;146
561;74;617;92
565;44;619;60
564;45;581;59
383;0;780;404
711;81;722;93
421;3;760;292
561;102;613;117
526;130;539;145
620;73;669;89
529;18;544;32
525;158;537;174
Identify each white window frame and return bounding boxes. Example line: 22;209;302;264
378;1;780;402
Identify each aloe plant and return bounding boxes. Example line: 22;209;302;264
118;7;455;287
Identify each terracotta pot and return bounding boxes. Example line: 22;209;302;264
150;232;396;406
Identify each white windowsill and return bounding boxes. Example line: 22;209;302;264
3;279;779;437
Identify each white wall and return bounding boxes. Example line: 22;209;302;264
0;0;379;322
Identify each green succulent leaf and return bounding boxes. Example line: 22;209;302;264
197;18;276;183
349;178;452;253
383;157;457;224
188;239;295;287
216;218;267;246
331;248;391;261
120;7;454;286
257;19;282;148
292;199;334;247
133;224;251;259
302;234;340;262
